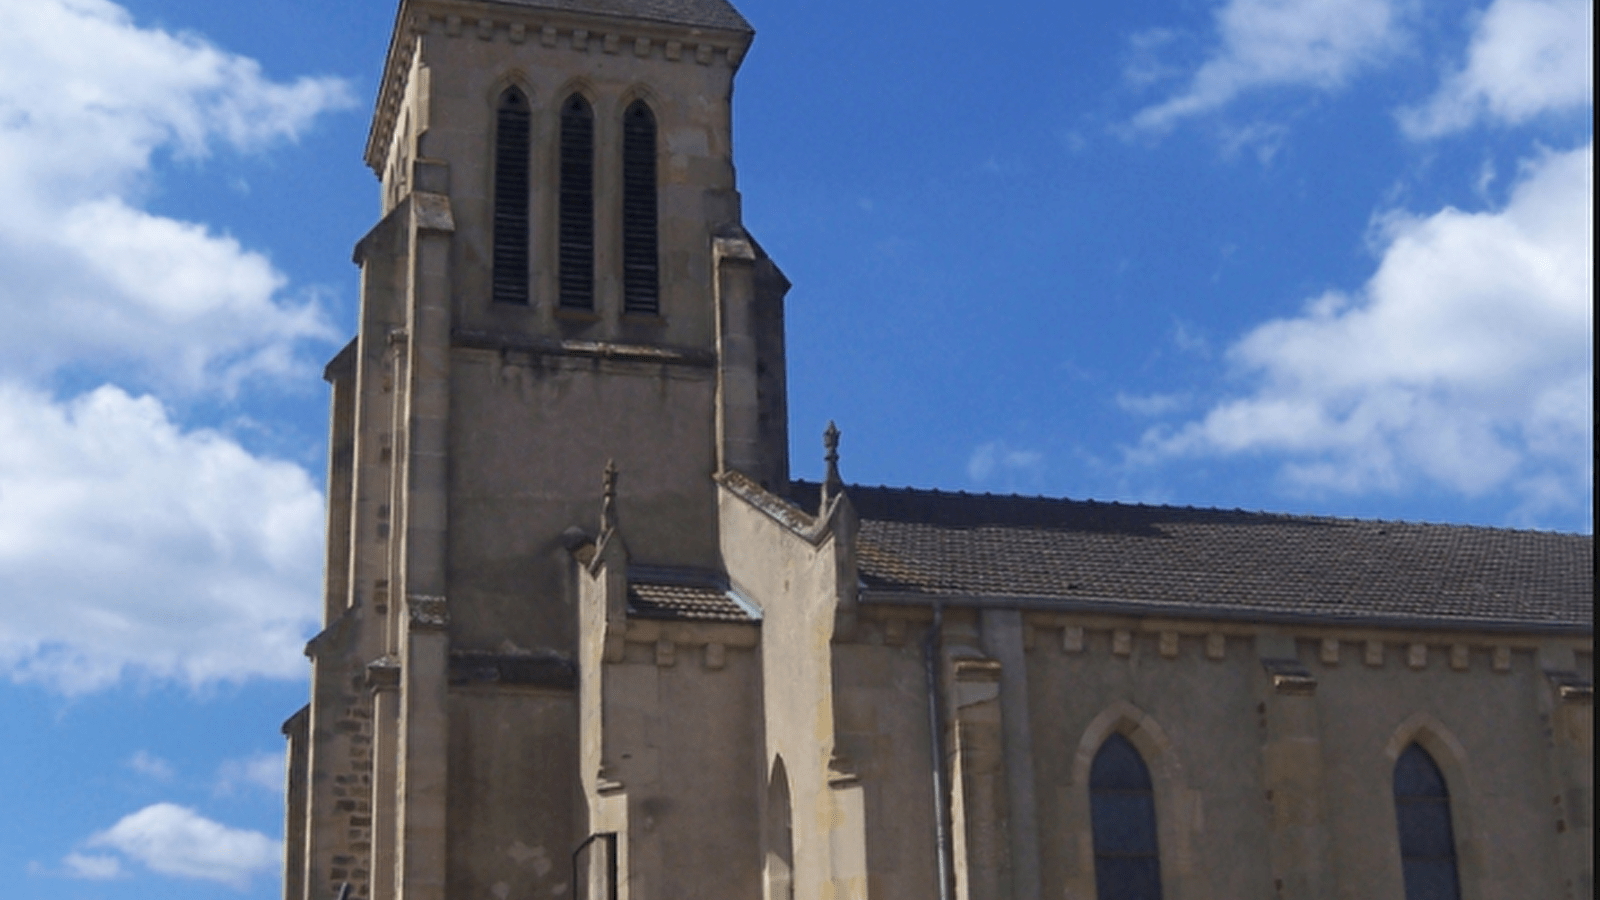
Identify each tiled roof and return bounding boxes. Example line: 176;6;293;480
794;483;1592;632
485;0;752;32
629;576;758;623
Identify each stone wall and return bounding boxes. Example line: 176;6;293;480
815;605;1593;900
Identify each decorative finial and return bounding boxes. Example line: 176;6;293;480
821;422;843;509
601;459;619;534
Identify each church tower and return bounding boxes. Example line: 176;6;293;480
284;6;1595;900
283;1;788;897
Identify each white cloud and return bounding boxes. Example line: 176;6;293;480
63;852;124;880
1132;0;1405;132
0;0;351;392
0;382;323;693
85;803;280;889
127;751;177;782
216;751;285;795
969;441;1046;484
1135;143;1593;523
1401;0;1594;138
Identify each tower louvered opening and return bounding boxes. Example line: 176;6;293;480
622;101;659;315
559;95;595;310
492;88;531;304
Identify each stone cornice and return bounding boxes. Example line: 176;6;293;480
366;0;754;174
846;605;1589;678
856;588;1595;638
453;328;717;367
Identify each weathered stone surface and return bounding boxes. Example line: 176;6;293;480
285;3;1593;900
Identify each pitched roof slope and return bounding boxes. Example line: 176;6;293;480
796;482;1593;632
630;581;756;623
485;0;751;32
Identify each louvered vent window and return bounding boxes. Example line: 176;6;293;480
1090;733;1163;900
1394;744;1462;900
621;101;659;315
558;94;595;310
492;88;531;304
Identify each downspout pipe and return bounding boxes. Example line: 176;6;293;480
571;833;618;900
924;602;954;900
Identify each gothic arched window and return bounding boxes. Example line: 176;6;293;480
764;758;795;900
558;93;595;310
491;87;531;304
1090;733;1162;900
1394;743;1462;900
621;100;659;315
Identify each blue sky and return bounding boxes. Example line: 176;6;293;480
0;0;1589;896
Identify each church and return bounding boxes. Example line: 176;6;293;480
280;2;1593;899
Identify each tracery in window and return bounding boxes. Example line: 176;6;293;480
491;87;531;304
1089;732;1162;900
1394;743;1462;900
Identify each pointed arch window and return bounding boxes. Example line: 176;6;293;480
492;87;531;304
1089;733;1162;900
621;100;659;315
558;94;595;309
1394;743;1462;900
764;759;795;900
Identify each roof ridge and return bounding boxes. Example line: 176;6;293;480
789;478;1593;536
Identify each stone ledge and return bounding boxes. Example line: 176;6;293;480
448;651;576;689
1262;658;1318;695
453;328;716;367
1546;671;1594;702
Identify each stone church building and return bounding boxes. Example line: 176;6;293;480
281;1;1594;899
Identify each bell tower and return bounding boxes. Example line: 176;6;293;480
358;0;788;654
284;1;788;898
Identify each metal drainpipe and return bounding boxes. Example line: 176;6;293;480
924;602;954;900
571;833;618;900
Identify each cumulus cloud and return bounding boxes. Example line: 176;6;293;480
0;0;351;391
1134;144;1593;523
1401;0;1594;138
0;383;323;693
0;0;345;694
1132;0;1405;132
84;804;280;889
63;852;124;880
